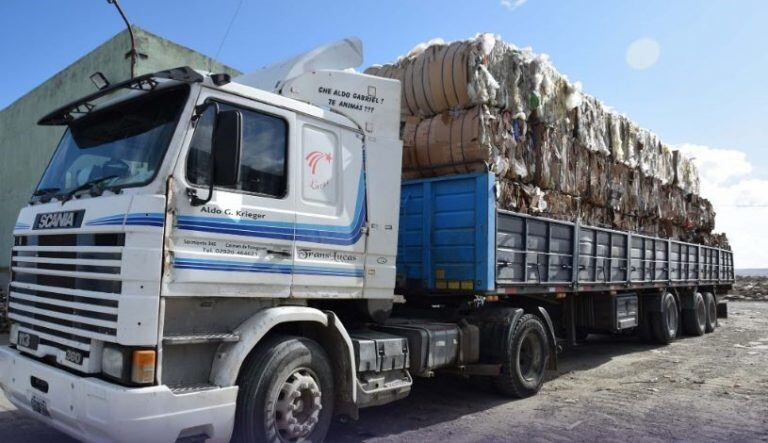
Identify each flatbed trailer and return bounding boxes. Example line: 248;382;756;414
397;172;733;343
398;172;734;295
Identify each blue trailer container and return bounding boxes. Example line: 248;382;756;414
397;173;496;293
396;172;735;296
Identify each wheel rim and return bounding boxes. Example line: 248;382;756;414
697;298;706;329
518;331;544;382
665;298;678;335
273;368;322;442
708;297;716;325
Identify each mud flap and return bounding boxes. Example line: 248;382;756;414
536;306;559;370
717;301;728;319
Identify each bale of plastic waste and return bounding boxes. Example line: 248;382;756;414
369;34;723;245
401;105;513;179
367;34;689;185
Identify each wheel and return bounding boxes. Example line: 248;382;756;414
494;314;550;398
704;292;717;333
233;335;334;443
682;292;706;336
650;292;679;344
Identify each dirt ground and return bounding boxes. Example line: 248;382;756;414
1;301;767;442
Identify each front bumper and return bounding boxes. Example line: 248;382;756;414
0;346;237;443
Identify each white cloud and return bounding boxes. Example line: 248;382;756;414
500;0;528;11
626;37;660;70
676;143;768;268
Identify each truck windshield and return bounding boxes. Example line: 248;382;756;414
35;86;189;200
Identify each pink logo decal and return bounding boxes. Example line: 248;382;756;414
305;150;333;175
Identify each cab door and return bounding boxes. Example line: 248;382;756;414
165;89;297;298
291;119;366;298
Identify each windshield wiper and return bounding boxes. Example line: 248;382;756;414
59;175;119;203
33;187;60;196
30;187;60;204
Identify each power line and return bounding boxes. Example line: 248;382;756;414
210;0;244;72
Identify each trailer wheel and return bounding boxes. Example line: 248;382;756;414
704;292;717;333
651;292;679;344
682;292;706;336
233;335;334;443
494;314;550;398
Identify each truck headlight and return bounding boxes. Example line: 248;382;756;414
101;345;156;385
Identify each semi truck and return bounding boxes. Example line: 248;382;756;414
0;38;733;442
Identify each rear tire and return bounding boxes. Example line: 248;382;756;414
682;292;706;336
651;292;679;345
233;335;334;443
704;292;717;333
494;314;550;398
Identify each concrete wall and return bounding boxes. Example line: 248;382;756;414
0;27;239;270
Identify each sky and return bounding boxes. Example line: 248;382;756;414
1;0;767;267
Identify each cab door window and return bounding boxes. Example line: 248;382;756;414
186;102;288;198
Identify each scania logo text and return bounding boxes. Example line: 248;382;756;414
33;210;84;230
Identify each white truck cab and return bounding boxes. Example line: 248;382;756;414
0;38;406;442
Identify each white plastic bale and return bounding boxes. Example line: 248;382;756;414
574;96;610;154
658;145;674;185
370;34;711;235
688;160;701;195
608;113;624;163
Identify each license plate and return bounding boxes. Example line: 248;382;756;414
17;332;39;351
65;349;83;365
30;395;49;417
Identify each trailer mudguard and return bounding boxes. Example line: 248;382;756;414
537;306;559;370
208;306;357;405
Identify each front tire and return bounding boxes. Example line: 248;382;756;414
234;335;334;443
651;292;679;344
494;314;550;398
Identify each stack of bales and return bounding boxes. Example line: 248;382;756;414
366;34;727;248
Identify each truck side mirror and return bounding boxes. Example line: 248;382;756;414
189;108;242;206
212;110;242;187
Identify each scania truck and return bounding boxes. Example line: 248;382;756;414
0;38;734;442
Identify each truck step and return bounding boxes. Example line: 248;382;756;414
162;333;240;345
169;383;218;394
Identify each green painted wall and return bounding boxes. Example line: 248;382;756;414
0;27;239;270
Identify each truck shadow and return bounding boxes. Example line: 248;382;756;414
0;409;78;443
327;334;663;442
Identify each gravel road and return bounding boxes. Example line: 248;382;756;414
1;301;767;442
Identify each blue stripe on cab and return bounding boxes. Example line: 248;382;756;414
86;213;165;227
173;257;363;277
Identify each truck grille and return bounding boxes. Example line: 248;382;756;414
8;233;124;370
